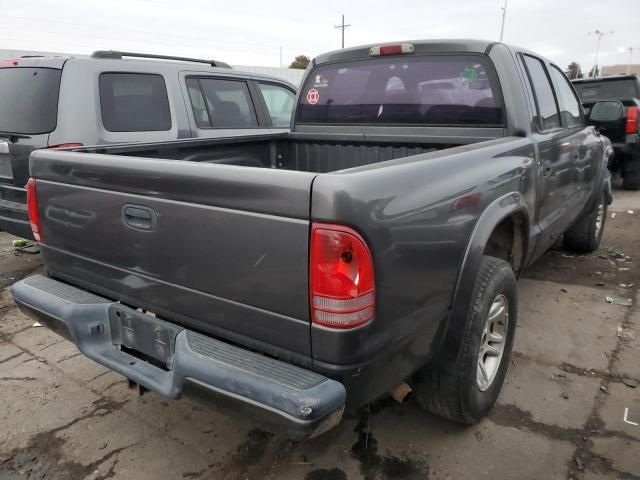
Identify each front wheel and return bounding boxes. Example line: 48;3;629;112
563;190;607;253
414;256;517;424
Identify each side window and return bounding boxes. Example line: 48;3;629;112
185;78;210;129
549;65;583;128
99;73;171;132
186;77;258;128
522;55;561;131
258;83;295;128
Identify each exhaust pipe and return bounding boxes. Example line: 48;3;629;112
390;382;412;403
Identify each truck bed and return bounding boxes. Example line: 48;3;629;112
77;132;495;173
29;131;503;368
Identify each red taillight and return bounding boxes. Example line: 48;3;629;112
26;178;42;242
47;143;83;149
310;223;375;329
369;44;415;57
0;60;18;67
626;107;639;134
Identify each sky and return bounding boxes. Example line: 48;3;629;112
1;0;639;72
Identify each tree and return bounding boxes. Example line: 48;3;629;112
566;62;583;80
289;55;310;70
588;65;600;78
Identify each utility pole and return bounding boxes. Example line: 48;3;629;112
499;0;508;42
334;14;351;49
588;30;613;78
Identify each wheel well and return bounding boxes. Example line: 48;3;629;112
483;214;526;275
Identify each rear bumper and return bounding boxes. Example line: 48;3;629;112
0;185;32;239
11;275;346;439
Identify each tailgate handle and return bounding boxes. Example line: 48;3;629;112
122;204;156;231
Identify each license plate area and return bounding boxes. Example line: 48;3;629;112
108;305;184;368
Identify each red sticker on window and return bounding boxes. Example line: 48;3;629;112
306;88;320;105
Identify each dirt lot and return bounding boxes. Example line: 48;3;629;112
0;188;639;480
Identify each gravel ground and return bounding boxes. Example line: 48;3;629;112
0;186;638;480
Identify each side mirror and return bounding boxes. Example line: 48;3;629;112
588;100;625;123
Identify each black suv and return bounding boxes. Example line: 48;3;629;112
572;74;640;190
0;51;297;239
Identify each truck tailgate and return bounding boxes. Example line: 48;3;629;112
30;150;316;361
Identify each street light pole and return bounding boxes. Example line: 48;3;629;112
625;47;636;75
499;0;508;42
588;30;613;78
334;14;351;49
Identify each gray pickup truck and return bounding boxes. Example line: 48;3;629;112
12;40;617;439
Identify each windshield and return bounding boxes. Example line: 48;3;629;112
574;79;640;102
0;67;62;134
296;54;504;126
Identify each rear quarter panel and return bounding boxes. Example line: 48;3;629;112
309;137;536;398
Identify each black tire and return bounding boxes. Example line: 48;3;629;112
622;157;640;191
563;190;607;253
414;256;517;424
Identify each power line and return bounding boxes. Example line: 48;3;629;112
1;15;285;52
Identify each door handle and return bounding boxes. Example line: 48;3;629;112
122;204;157;231
543;166;552;177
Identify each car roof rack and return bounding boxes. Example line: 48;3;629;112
90;50;231;68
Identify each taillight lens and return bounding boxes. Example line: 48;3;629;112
626;107;639;134
47;143;83;149
310;223;375;329
26;178;42;242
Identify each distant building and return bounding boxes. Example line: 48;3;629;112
601;64;640;76
0;49;305;86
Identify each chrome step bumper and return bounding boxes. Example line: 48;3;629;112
11;275;346;438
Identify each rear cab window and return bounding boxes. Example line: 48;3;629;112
296;55;504;126
574;79;640;101
185;77;258;128
99;73;171;132
0;66;62;134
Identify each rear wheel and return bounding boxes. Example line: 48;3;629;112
563;190;607;253
414;256;517;424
